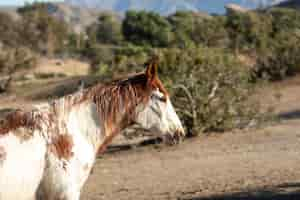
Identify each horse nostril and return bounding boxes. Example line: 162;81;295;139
173;129;185;144
175;129;185;138
163;129;185;145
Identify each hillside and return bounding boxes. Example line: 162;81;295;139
64;0;294;15
0;6;20;20
64;0;235;15
0;3;106;34
65;0;199;15
28;2;101;34
275;0;300;9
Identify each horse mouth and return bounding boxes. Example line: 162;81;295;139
163;129;185;145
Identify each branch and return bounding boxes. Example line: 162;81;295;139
172;84;197;123
208;81;219;103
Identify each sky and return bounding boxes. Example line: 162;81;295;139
0;0;288;13
0;0;63;6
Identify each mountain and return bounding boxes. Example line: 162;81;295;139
274;0;300;9
43;3;100;33
64;0;292;15
225;3;248;14
64;0;237;15
0;6;20;20
65;0;200;15
0;3;122;34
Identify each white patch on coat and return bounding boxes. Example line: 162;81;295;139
37;101;102;200
0;131;46;200
135;89;184;137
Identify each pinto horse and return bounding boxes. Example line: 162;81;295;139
0;58;185;200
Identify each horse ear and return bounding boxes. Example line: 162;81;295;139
145;56;159;81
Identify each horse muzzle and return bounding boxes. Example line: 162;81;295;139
163;128;185;145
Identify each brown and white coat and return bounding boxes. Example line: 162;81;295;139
0;58;184;200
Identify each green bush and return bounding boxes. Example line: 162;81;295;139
86;44;152;76
253;33;300;80
167;11;198;48
157;47;257;135
268;8;300;34
87;13;123;45
226;11;273;51
122;10;173;47
250;8;300;81
192;16;229;47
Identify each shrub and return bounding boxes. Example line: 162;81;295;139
251;8;300;81
156;47;257;135
268;8;300;34
226;11;273;52
122;10;173;47
96;14;123;44
0;12;21;48
253;33;300;80
192;16;229;47
0;47;37;74
87;44;152;77
167;11;198;48
18;2;70;56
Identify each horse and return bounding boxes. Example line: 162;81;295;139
0;57;185;200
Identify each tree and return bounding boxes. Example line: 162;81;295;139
18;2;70;56
167;11;196;47
226;11;273;52
268;8;300;35
0;12;21;47
122;10;173;47
95;13;123;44
192;16;229;47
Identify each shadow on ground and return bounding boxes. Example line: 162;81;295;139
182;183;300;200
278;110;300;120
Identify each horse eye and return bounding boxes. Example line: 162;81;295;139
159;96;167;102
152;94;166;102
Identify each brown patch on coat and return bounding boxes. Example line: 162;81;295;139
49;134;74;160
0;110;41;141
0;146;6;165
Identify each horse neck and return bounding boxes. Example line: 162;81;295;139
44;92;101;149
48;79;149;154
91;82;149;154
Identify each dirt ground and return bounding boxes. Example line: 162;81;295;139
1;72;300;200
82;121;300;200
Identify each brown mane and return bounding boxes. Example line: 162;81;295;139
80;73;150;131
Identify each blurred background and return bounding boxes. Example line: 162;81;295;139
0;0;299;135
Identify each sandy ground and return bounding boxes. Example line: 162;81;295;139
82;121;300;200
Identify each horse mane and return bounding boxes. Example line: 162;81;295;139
0;57;168;140
86;72;152;131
